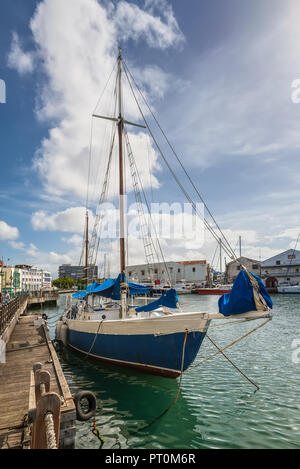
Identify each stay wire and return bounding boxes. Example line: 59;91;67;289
123;60;240;265
122;62;235;262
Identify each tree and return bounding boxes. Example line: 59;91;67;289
52;277;74;289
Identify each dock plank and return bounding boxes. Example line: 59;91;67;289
0;315;76;449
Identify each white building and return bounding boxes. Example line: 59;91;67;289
261;249;300;287
16;265;52;292
126;260;208;285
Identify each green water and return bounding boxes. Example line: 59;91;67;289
43;294;300;449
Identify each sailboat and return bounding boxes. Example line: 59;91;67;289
55;49;272;378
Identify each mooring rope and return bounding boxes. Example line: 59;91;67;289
135;330;188;433
189;318;271;373
83;319;104;360
44;412;57;450
206;335;260;391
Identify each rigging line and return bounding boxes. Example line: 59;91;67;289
124;131;158;283
188;318;271;370
210;243;219;270
90;126;117;275
122;61;233;260
92;59;118;115
122;63;235;262
123;60;240;264
89;76;119;274
146;135;154;204
90;78;117;205
206;335;260;391
125;129;173;286
86;60;118;211
85;117;94;211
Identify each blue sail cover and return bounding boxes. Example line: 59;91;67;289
72;290;87;299
218;270;273;317
86;282;101;293
73;275;152;300
135;289;179;313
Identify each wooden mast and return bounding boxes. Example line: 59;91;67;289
118;47;126;275
85;211;89;288
117;47;127;318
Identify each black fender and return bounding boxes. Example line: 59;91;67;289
74;391;97;421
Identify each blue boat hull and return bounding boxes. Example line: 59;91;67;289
67;329;207;378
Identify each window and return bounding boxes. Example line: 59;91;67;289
237;266;241;271
193;268;196;272
252;264;259;270
296;268;299;273
154;269;158;274
129;272;132;277
178;269;181;273
288;254;296;260
276;261;281;265
141;270;145;276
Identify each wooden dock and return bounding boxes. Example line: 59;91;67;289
0;299;77;449
27;291;59;308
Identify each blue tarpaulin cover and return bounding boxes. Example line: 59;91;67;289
72;275;152;300
218;270;273;316
135;289;179;313
72;290;87;299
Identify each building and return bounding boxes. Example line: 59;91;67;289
126;260;208;285
261;249;300;287
225;257;261;283
58;264;98;281
0;266;20;295
15;265;52;292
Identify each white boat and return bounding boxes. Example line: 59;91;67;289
56;48;272;378
277;283;300;293
173;282;193;294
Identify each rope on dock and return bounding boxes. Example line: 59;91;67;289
44;412;57;450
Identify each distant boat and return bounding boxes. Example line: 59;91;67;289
277;283;300;294
192;285;232;296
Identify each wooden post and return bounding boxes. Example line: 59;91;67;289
34;369;51;404
31;392;61;449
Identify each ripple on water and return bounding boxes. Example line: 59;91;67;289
42;294;300;449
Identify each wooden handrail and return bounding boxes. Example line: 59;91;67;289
0;294;28;337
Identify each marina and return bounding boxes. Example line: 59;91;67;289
0;295;94;449
1;0;300;453
39;293;300;449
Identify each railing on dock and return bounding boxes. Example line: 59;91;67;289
27;290;58;300
0;294;28;337
29;363;61;450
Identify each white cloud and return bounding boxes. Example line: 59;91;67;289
62;234;83;246
114;0;184;50
0;221;19;241
7;32;34;74
9;241;26;250
31;206;94;234
14;0;182;202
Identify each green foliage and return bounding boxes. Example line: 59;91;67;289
52;277;75;289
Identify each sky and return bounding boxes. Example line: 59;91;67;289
1;0;300;278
